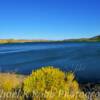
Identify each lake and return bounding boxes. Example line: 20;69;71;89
0;42;100;83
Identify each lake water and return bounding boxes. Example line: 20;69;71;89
0;42;100;83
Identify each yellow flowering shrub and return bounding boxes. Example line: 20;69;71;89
24;66;87;100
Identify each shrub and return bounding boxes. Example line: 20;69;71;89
24;66;87;100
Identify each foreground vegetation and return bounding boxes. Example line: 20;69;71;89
0;66;87;100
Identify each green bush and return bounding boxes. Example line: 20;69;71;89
24;66;87;100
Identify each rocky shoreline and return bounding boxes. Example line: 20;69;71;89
80;83;100;100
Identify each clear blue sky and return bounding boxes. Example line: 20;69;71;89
0;0;100;40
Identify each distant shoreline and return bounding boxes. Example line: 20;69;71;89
0;41;100;44
0;35;100;44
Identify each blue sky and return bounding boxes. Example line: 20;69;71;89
0;0;100;40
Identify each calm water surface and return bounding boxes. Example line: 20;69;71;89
0;42;100;83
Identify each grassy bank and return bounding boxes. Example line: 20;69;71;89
0;66;99;100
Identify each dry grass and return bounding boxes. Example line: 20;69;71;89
0;73;25;91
